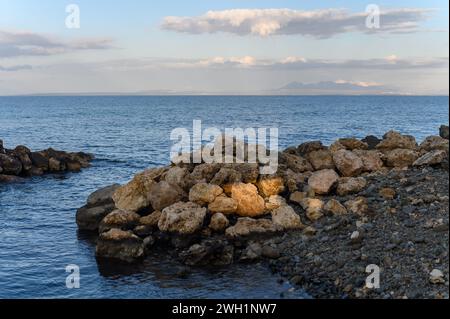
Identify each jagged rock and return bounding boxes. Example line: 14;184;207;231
208;195;238;214
99;209;141;233
308;169;339;194
189;163;221;183
376;131;417;150
158;201;207;235
210;167;242;185
336;177;367;196
419;136;449;153
230;183;266;217
271;205;303;230
413;150;448;166
189;182;223;205
76;203;116;231
361;135;381;150
353;150;384;172
209;213;229;232
164;166;191;191
279;153;313;173
232;163;259;184
297;141;326;156
323;199;348;215
306;149;335;170
300;198;324;221
112;167;166;212
329;141;346;153
96;229;144;263
257;176;285;197
344;197;369;215
332;150;364;177
440;125;449;140
265;195;287;210
385;149;418;167
139;211;162;227
225;217;282;240
338;138;368;150
149;180;185;211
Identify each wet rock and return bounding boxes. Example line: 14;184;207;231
112;167;166;212
230;183;266;217
271;205;303;230
306;150;335;170
0;154;22;175
419;136;449;153
344;197;369;215
180;240;234;266
13;146;32;171
332;150;364;177
76;203;116;231
87;184;121;207
0;174;25;183
209;213;229;232
439;125;449;139
99;209;141;233
338;138;368;150
385;149;418;167
429;269;445;284
376;131;417;150
413;150;447;166
300;198;324;221
158;201;207;235
308;169;339;195
337;177;367;196
208;195;238;214
225;217;282;240
257;176;285;197
29;152;49;171
362;135;381;150
324;199;348;215
96;229;144;263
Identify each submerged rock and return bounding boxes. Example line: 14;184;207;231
96;229;144;263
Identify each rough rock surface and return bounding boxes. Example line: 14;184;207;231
308;169;339;195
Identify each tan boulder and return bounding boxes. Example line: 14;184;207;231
385;149;418;167
257;176;285;197
225;217;282;240
332;150;364;177
99;209;141;233
96;229;144;262
307;169;339;194
139;211;162;227
338;138;368;150
413;150;447;166
344;197;369;215
149;180;185;211
376;131;417;150
209;213;229;232
279;153;313;173
164;166;191;190
336;177;367;196
271;205;303;230
112;167;166;212
289;191;307;205
300;198;324;221
419;136;449;153
306;149;335;170
265;195;287;210
230;183;266;217
323;199;348;215
158;201;207;235
353;150;384;172
208;195;238;214
189;183;223;205
329;141;346;153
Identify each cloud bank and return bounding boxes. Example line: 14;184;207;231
0;30;114;58
161;8;430;37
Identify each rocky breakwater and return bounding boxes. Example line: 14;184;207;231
0;139;94;183
77;126;449;298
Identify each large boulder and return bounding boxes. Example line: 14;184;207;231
338;138;368;150
256;176;285;197
210;167;242;185
139;211;162;227
306;149;335;170
208;195;238;214
265;195;287;210
332;150;364;177
29;151;49;171
76;203;116;231
149;180;185;211
230;183;266;217
440;125;449;139
361;135;381;150
385;149;418;167
419;136;449;153
112;167;166;212
96;229;144;263
158;201;207;235
353;150;384;172
98;209;141;233
336;177;367;196
87;184;121;207
225;217;282;240
413;150;448;166
271;205;303;230
189;163;221;183
189;183;223;205
297;141;326;156
164;166;191;191
0;154;22;175
307;169;339;194
279;153;313;173
376;131;417;150
13;146;32;171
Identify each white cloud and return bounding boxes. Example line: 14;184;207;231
0;30;114;58
161;8;431;38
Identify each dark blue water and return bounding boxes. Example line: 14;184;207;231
0;96;448;298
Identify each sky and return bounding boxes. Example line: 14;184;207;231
0;0;448;95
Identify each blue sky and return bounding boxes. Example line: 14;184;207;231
0;0;448;94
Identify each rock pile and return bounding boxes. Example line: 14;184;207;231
0;139;94;183
76;127;449;267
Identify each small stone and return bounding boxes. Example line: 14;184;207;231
300;198;324;221
379;187;396;200
429;269;445;284
350;231;361;243
345;197;369;215
209;213;229;232
323;199;348;215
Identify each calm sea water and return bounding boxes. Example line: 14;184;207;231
0;95;448;298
